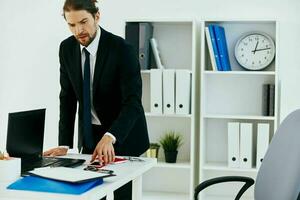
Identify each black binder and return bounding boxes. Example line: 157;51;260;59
125;22;153;70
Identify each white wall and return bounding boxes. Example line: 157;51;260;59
1;0;300;150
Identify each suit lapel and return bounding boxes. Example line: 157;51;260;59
93;27;109;97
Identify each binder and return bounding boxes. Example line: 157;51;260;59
262;84;270;116
125;22;139;60
7;175;103;195
125;22;153;70
213;25;231;71
268;84;275;116
240;123;253;169
163;69;175;114
228;122;240;168
175;70;191;115
150;38;164;69
256;123;270;169
139;22;153;70
205;27;217;71
208;25;222;71
150;69;163;114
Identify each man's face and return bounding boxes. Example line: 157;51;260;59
65;10;100;47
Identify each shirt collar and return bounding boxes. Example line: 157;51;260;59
80;26;101;57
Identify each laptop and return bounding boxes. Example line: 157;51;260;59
6;108;85;175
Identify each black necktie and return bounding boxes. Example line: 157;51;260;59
83;48;93;149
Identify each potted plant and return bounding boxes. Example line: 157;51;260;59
146;143;160;158
159;131;183;163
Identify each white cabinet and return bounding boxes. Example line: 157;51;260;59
199;20;279;199
125;19;198;200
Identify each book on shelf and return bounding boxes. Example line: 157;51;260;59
268;84;275;116
150;38;165;69
207;25;222;71
175;70;191;114
262;84;269;116
125;22;153;70
256;123;270;169
205;27;217;71
228;122;240;168
240;123;253;169
262;84;275;116
213;25;232;71
150;69;163;114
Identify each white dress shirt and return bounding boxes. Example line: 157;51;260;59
79;27;116;144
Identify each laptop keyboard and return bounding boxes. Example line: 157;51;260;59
37;157;60;166
21;157;85;175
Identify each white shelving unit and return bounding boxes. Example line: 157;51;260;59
199;20;279;200
125;19;198;200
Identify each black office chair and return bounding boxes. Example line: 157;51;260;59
195;109;300;200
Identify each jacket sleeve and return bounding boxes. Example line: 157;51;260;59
58;42;77;148
108;42;144;144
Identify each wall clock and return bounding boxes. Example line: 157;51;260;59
234;32;275;70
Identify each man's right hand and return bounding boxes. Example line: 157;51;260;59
43;147;68;157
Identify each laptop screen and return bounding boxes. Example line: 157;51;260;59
6;109;46;158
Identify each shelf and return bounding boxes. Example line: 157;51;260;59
126;18;194;23
143;191;189;200
141;70;151;74
203;114;275;120
202;195;254;200
145;112;192;118
141;69;193;74
155;161;191;169
203;162;258;173
204;71;275;76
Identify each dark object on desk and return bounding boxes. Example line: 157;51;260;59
6;108;85;175
194;109;300;200
84;166;114;175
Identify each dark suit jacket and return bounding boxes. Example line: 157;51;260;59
58;27;149;156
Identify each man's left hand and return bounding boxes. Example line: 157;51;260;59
91;135;115;165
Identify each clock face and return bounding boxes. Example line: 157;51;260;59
234;32;275;70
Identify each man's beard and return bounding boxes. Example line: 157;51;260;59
76;27;97;47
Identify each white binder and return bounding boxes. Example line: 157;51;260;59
228;122;240;168
163;69;175;114
256;123;270;169
205;27;217;71
175;70;191;115
150;38;164;69
240;123;253;169
150;69;163;114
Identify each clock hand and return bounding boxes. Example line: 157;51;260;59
255;47;271;52
252;41;259;54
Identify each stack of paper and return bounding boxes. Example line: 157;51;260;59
7;167;112;194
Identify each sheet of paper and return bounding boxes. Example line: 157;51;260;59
29;167;111;183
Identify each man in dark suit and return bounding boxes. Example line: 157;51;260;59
44;0;149;199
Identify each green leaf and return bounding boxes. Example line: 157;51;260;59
159;131;183;152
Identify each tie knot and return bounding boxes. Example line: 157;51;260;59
83;48;90;57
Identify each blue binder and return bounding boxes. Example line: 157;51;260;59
7;176;103;195
213;25;232;71
208;25;222;71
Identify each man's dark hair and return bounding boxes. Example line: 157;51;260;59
63;0;99;18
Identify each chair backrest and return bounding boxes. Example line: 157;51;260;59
255;109;300;200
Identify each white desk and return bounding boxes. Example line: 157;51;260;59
0;154;157;200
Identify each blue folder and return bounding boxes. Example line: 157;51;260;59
208;24;223;71
213;25;232;71
7;176;103;195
